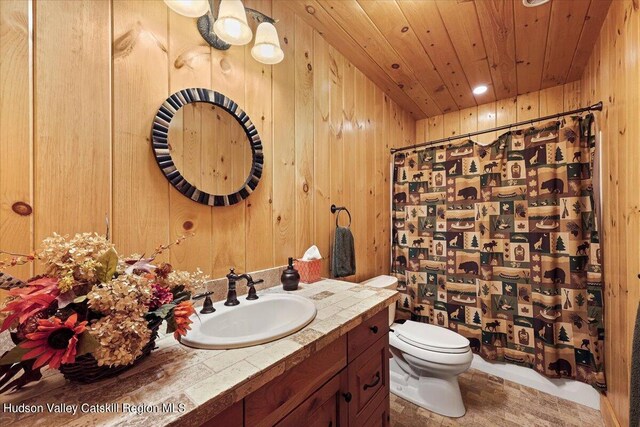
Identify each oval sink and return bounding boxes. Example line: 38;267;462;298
180;293;317;350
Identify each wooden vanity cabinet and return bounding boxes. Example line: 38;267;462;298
346;329;389;426
202;401;243;427
204;307;391;427
276;369;349;427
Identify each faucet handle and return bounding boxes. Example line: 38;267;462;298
193;291;215;314
246;278;264;300
193;291;214;299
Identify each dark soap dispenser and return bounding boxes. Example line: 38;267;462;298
281;257;300;291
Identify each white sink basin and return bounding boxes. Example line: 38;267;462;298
180;293;317;350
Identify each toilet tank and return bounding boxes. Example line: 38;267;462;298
361;275;398;326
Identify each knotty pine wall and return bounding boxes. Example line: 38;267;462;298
580;1;640;425
0;0;415;283
414;83;582;149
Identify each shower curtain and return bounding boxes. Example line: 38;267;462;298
391;114;606;390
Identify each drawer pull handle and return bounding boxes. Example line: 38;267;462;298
328;422;332;427
342;392;352;402
363;371;381;390
370;325;379;334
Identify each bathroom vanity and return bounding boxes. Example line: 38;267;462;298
212;306;392;427
0;279;397;427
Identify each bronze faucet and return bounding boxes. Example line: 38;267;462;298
193;291;215;314
225;268;264;306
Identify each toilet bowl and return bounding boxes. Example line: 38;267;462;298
362;275;472;418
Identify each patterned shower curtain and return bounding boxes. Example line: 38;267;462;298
391;114;606;390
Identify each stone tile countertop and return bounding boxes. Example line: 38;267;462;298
0;279;398;427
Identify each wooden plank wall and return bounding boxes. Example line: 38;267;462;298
0;0;415;283
580;1;640;426
414;83;582;149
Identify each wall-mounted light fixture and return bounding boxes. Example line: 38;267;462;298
164;0;284;65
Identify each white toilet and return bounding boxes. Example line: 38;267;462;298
362;275;473;418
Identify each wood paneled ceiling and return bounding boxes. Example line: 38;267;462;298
286;0;612;119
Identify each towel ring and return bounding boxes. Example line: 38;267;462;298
331;204;352;228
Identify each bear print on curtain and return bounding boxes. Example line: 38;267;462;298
391;114;605;390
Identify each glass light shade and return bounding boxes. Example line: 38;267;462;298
164;0;210;18
213;0;252;45
251;22;284;65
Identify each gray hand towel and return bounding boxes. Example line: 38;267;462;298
631;302;640;426
332;226;356;278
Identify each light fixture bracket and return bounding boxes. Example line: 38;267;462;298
197;14;232;50
198;0;276;50
244;7;276;25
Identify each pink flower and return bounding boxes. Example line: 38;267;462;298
147;284;173;310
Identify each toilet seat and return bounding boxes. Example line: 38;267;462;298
390;321;472;365
394;321;470;354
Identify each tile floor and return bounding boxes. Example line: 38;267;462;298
390;369;603;427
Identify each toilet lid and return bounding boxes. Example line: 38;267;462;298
395;321;470;354
361;275;397;289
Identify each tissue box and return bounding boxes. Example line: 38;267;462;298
295;258;322;283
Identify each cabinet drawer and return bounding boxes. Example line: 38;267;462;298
276;370;348;427
347;334;389;425
347;308;389;363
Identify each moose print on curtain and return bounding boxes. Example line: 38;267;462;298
391;115;606;390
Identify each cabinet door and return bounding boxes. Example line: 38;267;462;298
200;401;243;427
276;370;349;427
246;336;347;427
346;334;389;426
361;394;390;427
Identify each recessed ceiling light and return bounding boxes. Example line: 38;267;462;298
473;85;488;95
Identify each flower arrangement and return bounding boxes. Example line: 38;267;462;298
0;232;207;392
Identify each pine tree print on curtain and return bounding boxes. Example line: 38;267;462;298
391;115;605;390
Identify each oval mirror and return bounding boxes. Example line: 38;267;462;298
151;88;263;206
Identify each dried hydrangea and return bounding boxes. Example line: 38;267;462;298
87;275;152;317
38;233;115;288
89;315;151;367
162;268;208;294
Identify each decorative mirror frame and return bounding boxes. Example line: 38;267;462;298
151;88;263;206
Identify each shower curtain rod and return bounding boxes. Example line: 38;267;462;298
390;100;603;154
